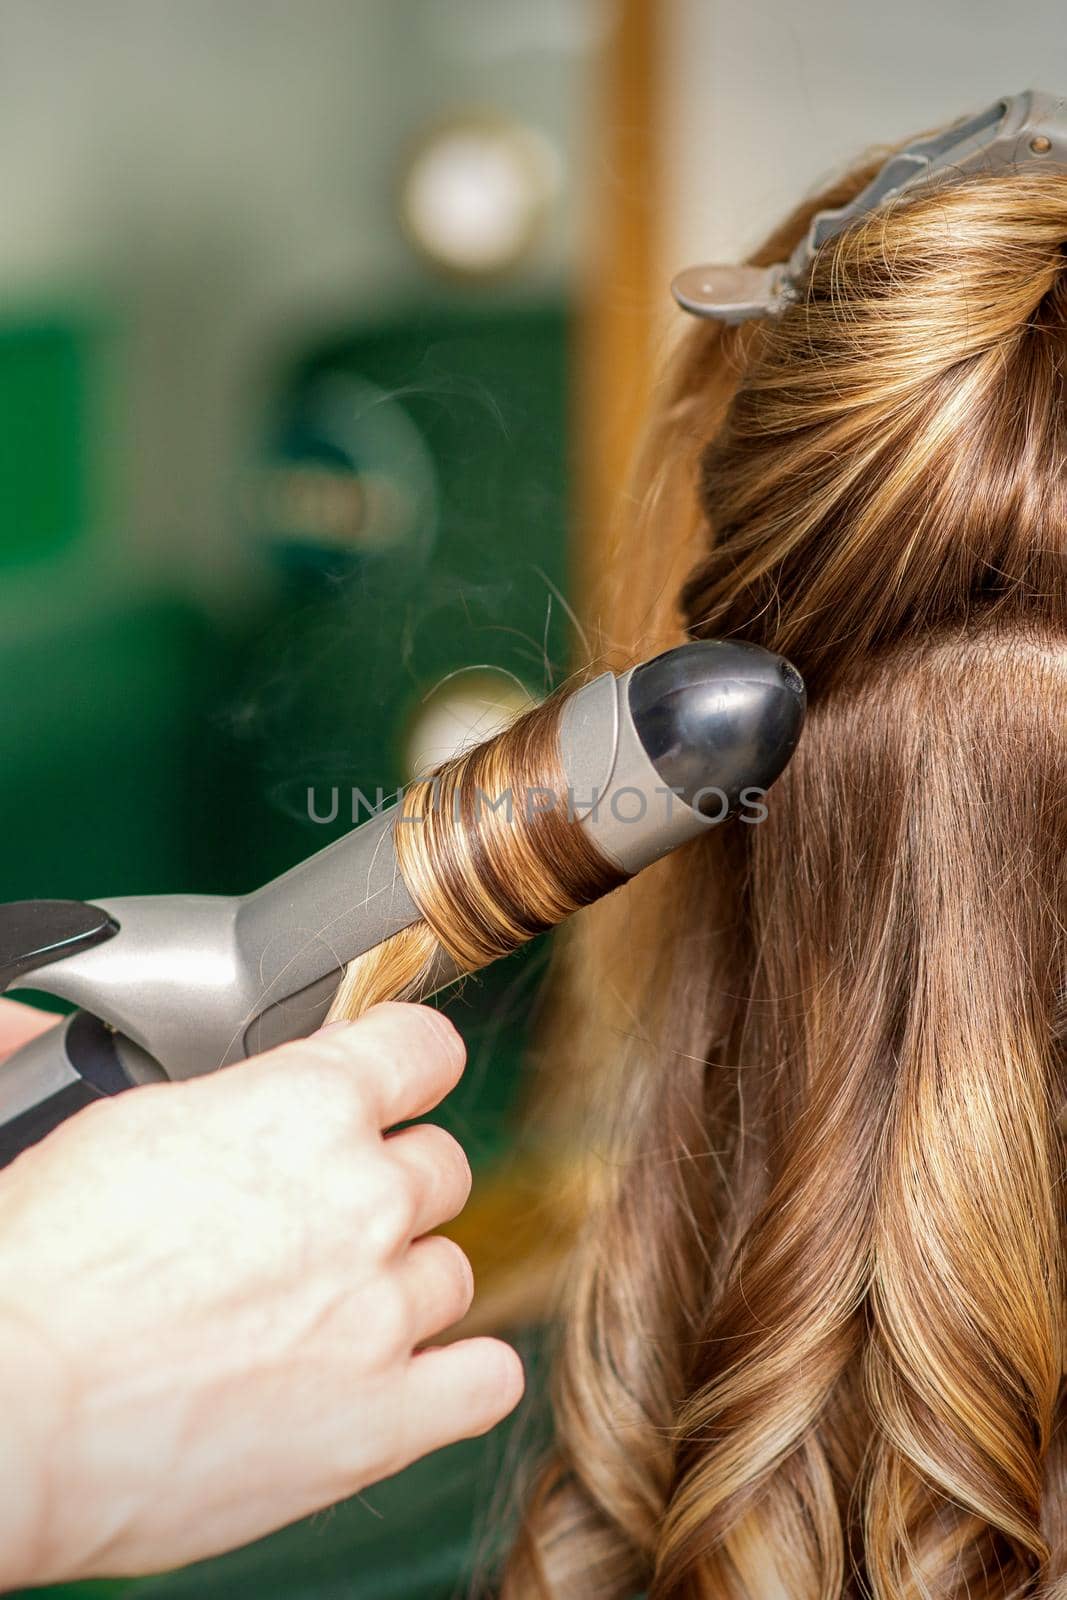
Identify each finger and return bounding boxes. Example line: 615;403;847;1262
398;1234;475;1346
215;1004;465;1150
385;1122;472;1238
337;1003;466;1129
400;1338;525;1462
0;999;62;1060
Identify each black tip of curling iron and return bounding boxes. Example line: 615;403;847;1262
628;640;806;815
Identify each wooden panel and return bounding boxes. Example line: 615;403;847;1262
572;0;665;646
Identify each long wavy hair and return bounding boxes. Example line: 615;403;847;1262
499;150;1067;1597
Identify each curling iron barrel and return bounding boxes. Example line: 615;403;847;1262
0;641;805;1166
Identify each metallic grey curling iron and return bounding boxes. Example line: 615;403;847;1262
0;640;805;1167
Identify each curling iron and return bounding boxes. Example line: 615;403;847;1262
0;640;805;1168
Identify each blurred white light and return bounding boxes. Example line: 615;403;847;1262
403;671;534;779
247;376;438;559
399;116;560;277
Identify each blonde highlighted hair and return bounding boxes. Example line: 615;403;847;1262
497;157;1067;1598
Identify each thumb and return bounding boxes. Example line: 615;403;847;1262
0;998;61;1061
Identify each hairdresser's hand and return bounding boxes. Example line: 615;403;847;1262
0;1001;523;1588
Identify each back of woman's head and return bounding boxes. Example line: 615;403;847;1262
502;158;1067;1598
685;167;1067;687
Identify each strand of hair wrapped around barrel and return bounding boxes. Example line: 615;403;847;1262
327;690;627;1021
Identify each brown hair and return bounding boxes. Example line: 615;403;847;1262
498;157;1067;1598
327;688;626;1019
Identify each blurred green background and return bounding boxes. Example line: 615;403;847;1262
0;2;603;1594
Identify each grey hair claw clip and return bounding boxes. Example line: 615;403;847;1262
672;88;1067;323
